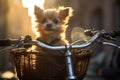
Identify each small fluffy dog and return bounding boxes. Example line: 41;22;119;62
34;6;73;46
28;6;73;78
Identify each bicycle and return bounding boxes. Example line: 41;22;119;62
0;30;120;80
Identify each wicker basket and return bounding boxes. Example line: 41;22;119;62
11;48;92;80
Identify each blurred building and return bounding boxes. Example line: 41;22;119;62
0;0;8;39
7;0;35;39
68;0;120;65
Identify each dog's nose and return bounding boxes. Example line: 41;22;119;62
46;23;52;28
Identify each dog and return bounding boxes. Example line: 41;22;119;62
33;6;73;46
26;6;74;79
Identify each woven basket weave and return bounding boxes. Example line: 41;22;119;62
11;48;92;80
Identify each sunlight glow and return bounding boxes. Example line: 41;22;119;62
22;0;45;16
22;0;45;37
71;27;90;44
1;71;14;79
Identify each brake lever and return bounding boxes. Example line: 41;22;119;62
101;31;117;41
103;35;116;41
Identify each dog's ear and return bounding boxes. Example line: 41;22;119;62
34;5;43;19
59;7;73;20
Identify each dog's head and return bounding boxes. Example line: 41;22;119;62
34;6;73;32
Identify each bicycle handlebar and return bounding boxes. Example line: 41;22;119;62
32;32;100;50
0;31;120;49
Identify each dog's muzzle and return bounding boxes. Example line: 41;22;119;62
45;23;54;31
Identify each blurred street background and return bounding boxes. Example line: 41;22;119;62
0;0;120;80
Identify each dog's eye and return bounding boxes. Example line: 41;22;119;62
41;18;47;23
53;18;59;24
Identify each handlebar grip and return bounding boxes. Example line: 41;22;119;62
0;39;11;46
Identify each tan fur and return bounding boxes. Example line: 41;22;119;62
34;6;73;46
